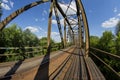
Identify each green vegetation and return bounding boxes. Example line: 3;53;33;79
90;36;99;47
90;21;120;79
0;24;39;47
0;24;65;62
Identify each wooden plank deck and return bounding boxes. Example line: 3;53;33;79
0;46;106;80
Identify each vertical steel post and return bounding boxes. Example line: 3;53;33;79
77;0;90;57
75;0;83;48
72;30;75;45
68;27;71;44
47;0;53;47
64;19;67;47
0;1;2;22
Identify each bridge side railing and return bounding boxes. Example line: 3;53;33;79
0;44;72;62
0;46;42;62
90;47;120;80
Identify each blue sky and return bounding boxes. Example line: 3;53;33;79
1;0;120;42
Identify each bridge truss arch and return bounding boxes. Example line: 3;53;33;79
0;0;90;57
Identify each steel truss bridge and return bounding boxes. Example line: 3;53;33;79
0;0;120;80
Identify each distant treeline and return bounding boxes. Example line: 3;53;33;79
0;24;40;47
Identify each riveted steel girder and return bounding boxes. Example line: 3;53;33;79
75;0;83;48
47;0;54;47
76;0;90;57
64;19;67;47
0;0;49;31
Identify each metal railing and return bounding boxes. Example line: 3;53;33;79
0;44;72;62
90;47;120;79
0;46;42;62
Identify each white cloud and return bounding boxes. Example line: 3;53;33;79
1;3;11;10
38;36;43;39
60;18;65;25
1;0;14;10
10;0;14;8
102;17;119;28
24;26;39;33
2;0;8;3
51;32;59;36
117;13;120;17
43;10;47;15
59;1;76;15
40;18;45;21
52;18;77;28
89;10;93;13
52;1;76;17
38;27;45;32
52;18;64;26
69;18;77;24
113;7;117;13
35;18;38;22
52;19;57;24
51;32;61;42
60;0;65;4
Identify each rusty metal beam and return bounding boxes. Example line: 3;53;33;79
0;0;49;31
65;0;73;14
69;22;77;25
77;0;90;57
47;0;53;47
54;1;74;34
75;0;83;48
64;19;67;47
53;3;64;48
72;24;78;29
59;2;77;13
68;27;72;43
55;1;75;45
66;14;76;17
68;18;78;23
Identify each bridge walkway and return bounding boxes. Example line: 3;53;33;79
0;46;105;80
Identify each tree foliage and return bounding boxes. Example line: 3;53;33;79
115;32;120;56
0;24;23;47
0;24;39;53
115;21;120;36
2;24;39;47
0;24;70;62
98;31;115;53
39;37;55;47
23;29;39;47
115;21;120;56
90;36;99;47
90;30;120;79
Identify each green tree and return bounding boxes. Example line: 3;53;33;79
39;37;55;47
115;32;120;56
90;36;99;47
98;31;115;53
115;21;120;56
0;24;24;61
115;21;120;36
0;24;23;47
23;29;39;47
